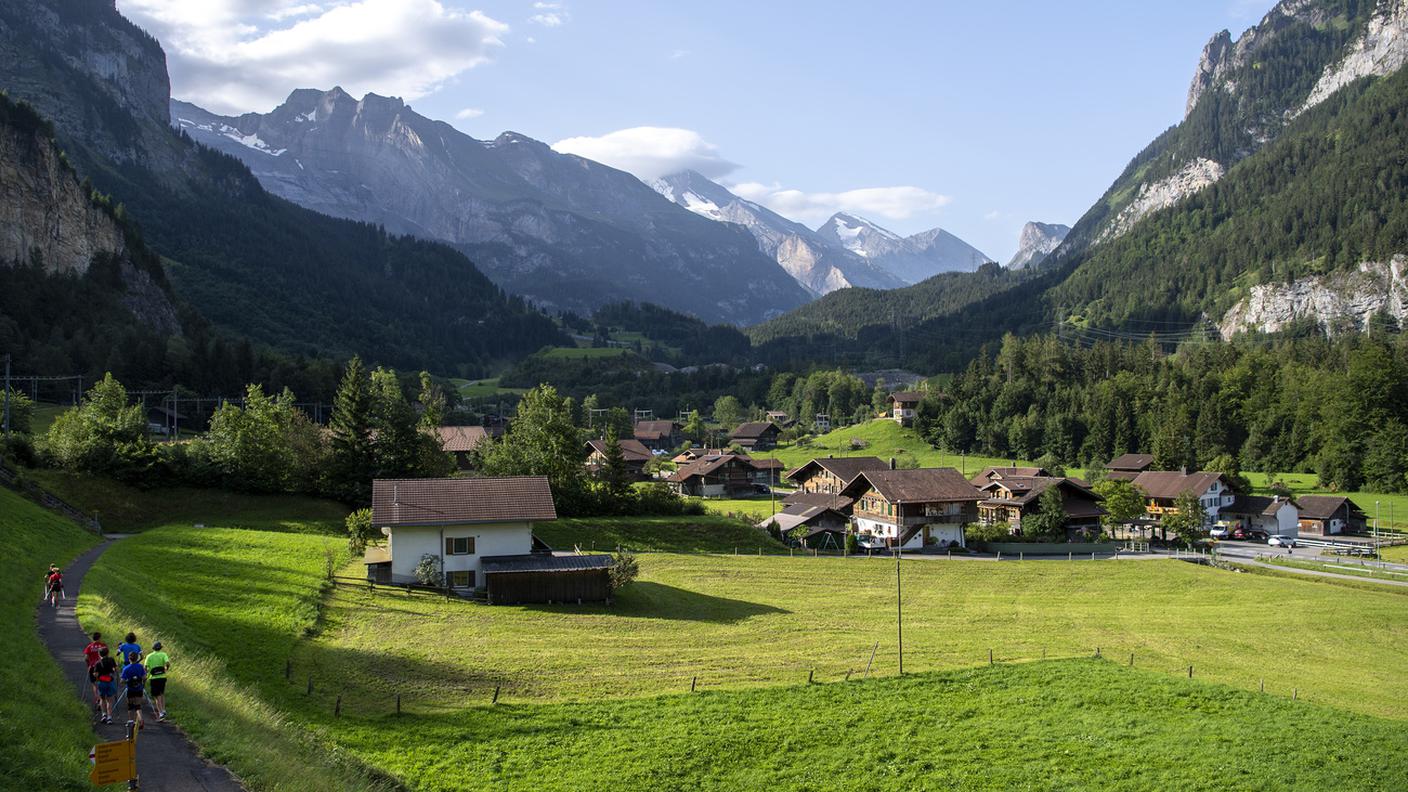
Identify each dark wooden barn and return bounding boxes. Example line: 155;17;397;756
481;554;613;605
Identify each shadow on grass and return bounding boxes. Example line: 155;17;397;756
520;581;788;623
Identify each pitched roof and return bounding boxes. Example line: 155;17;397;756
1108;453;1155;471
730;421;779;439
782;492;855;511
888;391;924;404
371;477;557;526
480;553;612;574
783;456;889;485
1226;494;1295;517
749;457;784;470
633;420;678;440
844;468;982;504
1131;470;1227;499
980;476;1104;511
585;437;653;462
667;453;751;482
436;425;490;452
1296;495;1364;520
968;466;1050;486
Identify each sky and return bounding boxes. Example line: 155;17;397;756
117;0;1272;262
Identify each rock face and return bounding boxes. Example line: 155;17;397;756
1006;222;1070;269
1096;158;1225;244
170;93;812;324
1219;256;1408;338
0;0;173;166
0;107;178;333
1186;30;1236;118
815;213;992;284
1300;0;1408;112
652;170;903;295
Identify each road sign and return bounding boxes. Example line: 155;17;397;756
89;737;136;786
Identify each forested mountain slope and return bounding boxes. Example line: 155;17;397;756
0;0;566;375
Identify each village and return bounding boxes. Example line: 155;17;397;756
359;389;1383;605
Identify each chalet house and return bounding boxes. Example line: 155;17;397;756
757;493;854;549
1296;496;1368;535
729;421;782;451
766;410;795;428
1106;453;1155;481
785;456;889;495
841;466;984;549
1130;470;1235;526
887;391;923;426
584;437;654;480
1222;495;1299;538
748;457;785;486
634;420;681;452
364;477;611;604
968;466;1052;488
667;453;757;498
436;425;490;470
977;476;1106;537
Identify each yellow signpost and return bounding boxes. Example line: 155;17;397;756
89;723;138;788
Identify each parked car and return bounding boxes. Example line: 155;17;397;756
1268;535;1297;548
1209;526;1230;539
1232;528;1269;541
856;536;888;551
753;483;771;495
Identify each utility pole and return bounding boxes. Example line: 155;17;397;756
2;353;10;438
896;523;904;676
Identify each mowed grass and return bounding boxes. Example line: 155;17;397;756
0;488;101;791
449;377;526;399
538;345;629;360
692;497;780;521
78;524;392;792
1267;556;1408;582
24;470;347;534
317;659;1408;792
534;515;783;553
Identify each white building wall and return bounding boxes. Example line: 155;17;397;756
387;522;534;582
1273;504;1299;538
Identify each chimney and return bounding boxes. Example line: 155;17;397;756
889;457;896;470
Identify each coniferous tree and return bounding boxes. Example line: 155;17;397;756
329;357;375;502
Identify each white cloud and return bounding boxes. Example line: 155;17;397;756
669;48;689;60
529;1;567;26
552;127;739;181
983;210;1001;220
455;107;485;119
730;182;951;226
118;0;508;114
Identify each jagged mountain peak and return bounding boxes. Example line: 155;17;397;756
1006;221;1070;270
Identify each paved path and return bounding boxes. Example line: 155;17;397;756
37;541;243;791
1233;556;1408;588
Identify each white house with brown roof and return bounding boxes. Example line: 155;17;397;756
887;391;923;426
1296;495;1368;535
1130;470;1235;525
840;466;984;549
1223;494;1299;538
367;476;559;590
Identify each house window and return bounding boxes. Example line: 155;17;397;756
445;536;476;555
448;571;474;588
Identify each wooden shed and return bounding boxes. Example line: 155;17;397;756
480;553;613;605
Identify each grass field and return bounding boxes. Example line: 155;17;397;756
64;503;1408;790
538;346;630;360
30;402;73;435
1266;556;1408;582
449;377;526;400
1382;544;1408;562
0;488;101;791
534;515;783;553
691;497;780;520
23;470;347;534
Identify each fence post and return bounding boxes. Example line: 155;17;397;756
690;676;697;693
1188;665;1193;679
1042;647;1046;660
335;695;341;717
1128;653;1134;667
1293;688;1298;701
1068;551;1072;562
1020;552;1024;562
1260;678;1264;693
1091;552;1096;561
808;669;814;685
988;648;993;665
1095;646;1100;658
396;694;401;715
492;685;500;704
997;551;1002;562
306;676;313;695
285;659;291;680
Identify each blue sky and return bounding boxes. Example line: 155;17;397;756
121;0;1270;261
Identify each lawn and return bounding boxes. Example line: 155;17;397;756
771;419;1042;478
0;488;102;791
29;401;73;434
73;513;1408;790
1266;556;1408;582
534;515;783;554
317;659;1408;792
1382;544;1408;562
538;346;630;360
23;470;347;534
691;497;781;521
449;377;526;400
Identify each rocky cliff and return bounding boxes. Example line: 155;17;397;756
0;100;178;333
1300;0;1408;112
1219;256;1408;338
1006;221;1070;269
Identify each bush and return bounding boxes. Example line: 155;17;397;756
413;553;442;586
965;522;1012;543
608;551;639;591
1;433;37;467
345;508;374;555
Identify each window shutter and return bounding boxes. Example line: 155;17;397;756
445;537;454;555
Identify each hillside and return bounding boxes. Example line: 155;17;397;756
0;0;567;374
0;488;100;791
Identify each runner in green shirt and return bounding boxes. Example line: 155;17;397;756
145;642;171;721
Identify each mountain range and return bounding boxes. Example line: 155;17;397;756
169;91;811;324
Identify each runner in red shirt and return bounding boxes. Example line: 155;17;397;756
83;632;107;711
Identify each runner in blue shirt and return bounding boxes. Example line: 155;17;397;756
117;632;142;664
120;653;147;729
